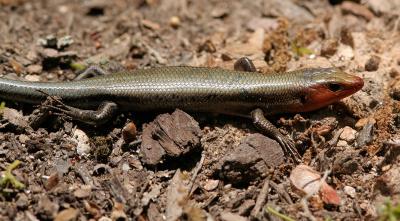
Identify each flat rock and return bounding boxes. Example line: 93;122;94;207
332;150;360;175
215;133;284;185
262;0;314;23
375;165;400;196
140;109;202;166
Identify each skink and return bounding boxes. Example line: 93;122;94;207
0;58;364;162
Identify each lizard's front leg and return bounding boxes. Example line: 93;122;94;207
251;108;301;163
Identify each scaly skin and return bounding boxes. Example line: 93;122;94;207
0;66;363;115
0;65;363;163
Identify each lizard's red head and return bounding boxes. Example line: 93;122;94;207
292;68;364;112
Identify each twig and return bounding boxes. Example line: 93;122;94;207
189;151;206;195
251;177;270;218
300;198;316;221
270;180;293;204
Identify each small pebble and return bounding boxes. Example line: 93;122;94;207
355;118;375;129
73;129;91;156
18;134;30;144
365;55;380;71
73;185;92;198
389;68;399;78
320;39;338;57
203;179;219;191
27;64;43;74
122;163;130;172
340;126;357;143
340;27;354;47
169;16;180;28
24;74;41;82
344;186;356;198
337;140;349;147
122;122;137;143
42;48;59;58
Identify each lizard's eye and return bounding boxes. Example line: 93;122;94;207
326;83;344;92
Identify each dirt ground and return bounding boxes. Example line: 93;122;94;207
1;0;400;220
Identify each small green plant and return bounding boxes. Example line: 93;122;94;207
0;160;25;190
265;206;295;221
291;41;314;57
378;199;400;221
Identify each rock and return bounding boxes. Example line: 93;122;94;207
337;140;349;147
41;48;59;58
140;109;202;166
72;129;91;156
365;55;380;71
54;208;78;221
37;195;59;220
215;133;284;185
375;166;400;196
26;64;43;74
262;0;314;23
211;4;229;18
344;186;356;198
355;118;376;129
320;39;338;57
203;179;219;191
57;35;74;50
55;159;70;175
332;150;360;175
18;134;30;144
141;19;160;30
122;122;137;143
169;16;180;28
24;74;41;82
335;44;354;61
16;194;29;209
340;27;354;48
220;212;247;221
341;2;374;21
38;35;58;49
40;49;77;69
356;120;375;147
380;140;400;167
365;0;400;15
73;185;92;198
141;184;162;206
390;79;400;101
340;126;357;143
246;17;278;32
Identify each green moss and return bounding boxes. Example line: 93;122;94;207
378;199;400;221
0;160;25;190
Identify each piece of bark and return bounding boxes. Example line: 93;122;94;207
140;109;202;166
